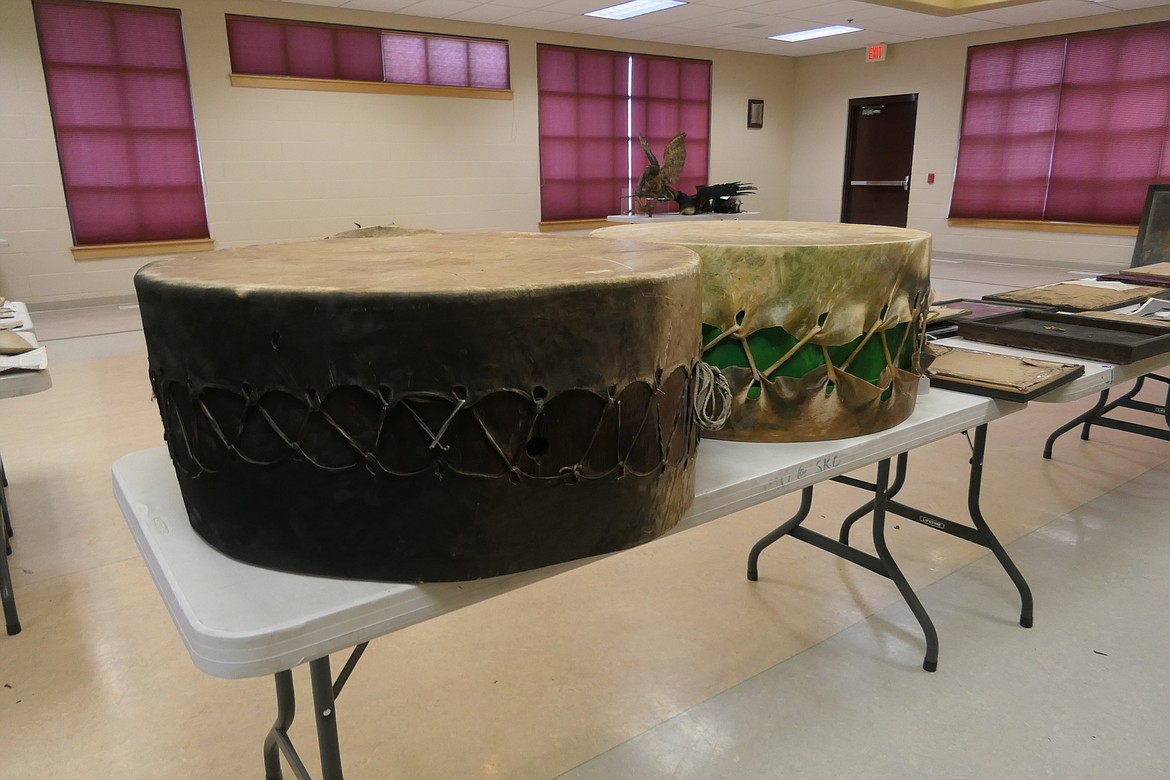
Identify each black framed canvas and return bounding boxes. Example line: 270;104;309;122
1132;184;1170;268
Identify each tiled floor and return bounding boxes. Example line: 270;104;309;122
1;258;1167;779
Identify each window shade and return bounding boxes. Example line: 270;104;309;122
537;45;712;222
34;0;210;246
537;46;631;222
226;16;510;91
631;54;711;203
950;22;1170;226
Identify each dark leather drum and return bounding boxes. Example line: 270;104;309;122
135;232;702;582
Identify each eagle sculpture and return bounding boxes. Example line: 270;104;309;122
634;132;686;215
674;182;758;215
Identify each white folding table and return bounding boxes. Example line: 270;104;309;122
117;374;1107;779
1;302;51;636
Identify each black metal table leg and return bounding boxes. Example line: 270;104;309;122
1;525;20;635
837;452;909;545
261;643;367;779
965;425;1032;628
1081;377;1146;441
747;487;814;581
264;670;306;780
1044;389;1109;459
1045;375;1170;458
310;657;344;780
868;458;939;672
747;425;1031;672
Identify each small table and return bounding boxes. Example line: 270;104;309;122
931;337;1170;454
1;302;52;636
605;212;762;223
115;382;1063;779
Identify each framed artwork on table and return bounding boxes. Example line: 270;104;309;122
1132;184;1170;268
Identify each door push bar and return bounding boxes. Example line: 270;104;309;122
849;176;910;191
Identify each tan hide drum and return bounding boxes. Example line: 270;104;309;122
134;232;702;582
592;221;932;442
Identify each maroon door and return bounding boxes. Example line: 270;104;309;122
841;93;918;228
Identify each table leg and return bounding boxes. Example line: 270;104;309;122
1082;378;1146;440
747;486;813;581
264;670;308;780
1;452;12;552
875;426;1032;629
966;425;1033;628
261;643;367;779
747;425;1031;671
310;657;343;780
1045;376;1170;458
868;458;939;672
0;521;19;635
747;464;939;671
1044;389;1109;459
837;451;909;545
0;451;18;635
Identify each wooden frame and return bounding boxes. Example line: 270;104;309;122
747;99;764;128
1132;184;1170;268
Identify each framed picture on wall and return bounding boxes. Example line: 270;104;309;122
1132;184;1170;268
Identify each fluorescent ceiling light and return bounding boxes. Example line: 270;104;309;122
769;25;862;42
585;0;686;20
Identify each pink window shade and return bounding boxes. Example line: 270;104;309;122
382;34;428;84
226;16;383;81
949;39;1065;221
1046;26;1170;224
631;55;711;203
34;0;209;246
537;46;630;221
951;22;1170;225
468;41;509;89
381;33;509;89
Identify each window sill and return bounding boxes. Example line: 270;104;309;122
947;218;1137;237
230;74;513;101
72;238;214;261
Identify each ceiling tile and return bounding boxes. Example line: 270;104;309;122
394;0;485;17
864;11;1006;37
663;8;770;29
967;0;1114;25
784;0;908;22
340;0;422;10
495;8;582;26
444;3;529;22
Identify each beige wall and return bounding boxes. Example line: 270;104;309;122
787;5;1170;270
0;0;793;305
6;0;1170;305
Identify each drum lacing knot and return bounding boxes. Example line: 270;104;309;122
693;361;732;431
428;397;467;450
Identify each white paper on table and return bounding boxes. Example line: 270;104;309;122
0;347;48;372
1051;279;1145;291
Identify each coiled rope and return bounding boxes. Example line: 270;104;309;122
693;361;732;431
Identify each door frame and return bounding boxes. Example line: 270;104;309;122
840;93;918;225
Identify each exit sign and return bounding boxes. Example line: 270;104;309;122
866;43;887;63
